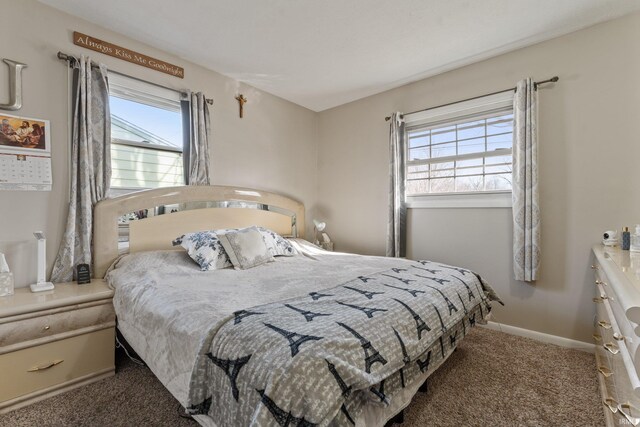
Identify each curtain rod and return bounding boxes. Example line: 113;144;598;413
384;76;559;121
57;51;214;105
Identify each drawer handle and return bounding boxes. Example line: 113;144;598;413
593;333;602;342
618;403;640;426
613;332;625;341
603;397;619;414
598;320;612;330
27;359;64;372
598;366;613;377
595;280;607;286
604;343;620;355
591;265;600;270
593;297;604;304
43;325;50;331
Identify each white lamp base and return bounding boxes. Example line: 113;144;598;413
30;282;54;293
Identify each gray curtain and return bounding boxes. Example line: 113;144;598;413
188;92;211;185
512;78;540;282
386;112;406;258
51;56;110;282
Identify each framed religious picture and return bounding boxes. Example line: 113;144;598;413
0;112;50;152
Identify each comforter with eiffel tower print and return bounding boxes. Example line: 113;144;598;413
187;259;501;426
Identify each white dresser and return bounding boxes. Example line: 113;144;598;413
593;245;640;425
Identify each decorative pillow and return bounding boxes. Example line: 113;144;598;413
256;227;298;257
217;227;275;270
172;231;232;271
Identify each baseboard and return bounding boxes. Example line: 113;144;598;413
480;321;595;353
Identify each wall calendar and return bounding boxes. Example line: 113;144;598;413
0;113;52;191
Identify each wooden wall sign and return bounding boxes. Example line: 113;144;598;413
73;31;184;78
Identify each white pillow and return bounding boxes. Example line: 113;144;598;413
172;231;232;271
217;227;275;270
256;227;298;257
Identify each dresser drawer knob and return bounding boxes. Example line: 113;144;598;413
618;403;640;426
603;397;619;414
595;280;607;286
593;333;602;342
43;325;50;331
598;320;612;330
613;332;625;341
604;343;620;355
593;297;604;304
27;359;64;372
598;366;613;377
591;265;600;270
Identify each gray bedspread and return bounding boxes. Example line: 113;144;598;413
180;242;501;426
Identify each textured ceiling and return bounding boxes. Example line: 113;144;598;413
40;0;640;111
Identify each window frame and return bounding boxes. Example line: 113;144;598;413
107;72;188;193
404;91;514;209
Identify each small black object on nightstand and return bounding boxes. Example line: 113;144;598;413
76;263;91;284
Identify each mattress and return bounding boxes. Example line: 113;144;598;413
106;240;496;425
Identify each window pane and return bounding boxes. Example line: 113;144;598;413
408;164;428;173
485;173;512;190
457;158;483;167
487;114;513;135
431;125;456;144
485;155;512;165
456;166;483;176
457;120;485;140
407;179;429;195
487;134;512;151
485;164;512;175
409;147;429;160
430;177;454;193
409;133;430;148
458;137;485;155
430;162;454;178
431;142;455;159
110;96;182;149
455;176;484;192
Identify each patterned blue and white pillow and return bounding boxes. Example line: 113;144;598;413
172;231;232;271
256;227;298;257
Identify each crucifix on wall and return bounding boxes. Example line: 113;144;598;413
235;94;247;118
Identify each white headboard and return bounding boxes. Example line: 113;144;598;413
93;185;305;278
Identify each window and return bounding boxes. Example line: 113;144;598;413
405;91;514;202
108;73;185;195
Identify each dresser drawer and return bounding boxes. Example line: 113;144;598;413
0;301;115;349
596;344;640;426
0;327;114;403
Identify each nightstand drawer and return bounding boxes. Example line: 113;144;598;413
0;327;114;403
0;301;115;349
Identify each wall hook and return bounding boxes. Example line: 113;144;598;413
0;59;28;111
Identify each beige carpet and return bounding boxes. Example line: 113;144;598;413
0;327;604;427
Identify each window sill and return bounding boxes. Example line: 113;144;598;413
406;191;512;209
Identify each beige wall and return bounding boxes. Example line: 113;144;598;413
317;13;640;343
0;0;318;288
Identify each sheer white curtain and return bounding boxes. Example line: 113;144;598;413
512;78;540;282
51;56;110;282
386;112;406;258
188;92;211;185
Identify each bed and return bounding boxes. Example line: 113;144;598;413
94;185;500;427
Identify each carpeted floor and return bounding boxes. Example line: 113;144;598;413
0;327;604;427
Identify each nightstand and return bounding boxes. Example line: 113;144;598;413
0;280;115;413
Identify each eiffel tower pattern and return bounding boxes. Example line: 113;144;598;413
326;359;352;398
284;304;332;322
432;304;446;332
413;274;449;286
187;396;212;415
392;327;410;363
381;273;416;286
450;331;458;348
381;283;425;298
207;353;252;401
256;389;318;427
416;351;431;373
233;309;265;325
369;380;387;403
469;313;476;327
439;336;445;358
309;291;333;301
449;275;475;301
337;322;388;373
412;265;440;275
264;323;323;357
358;276;374;283
391;268;408;274
343;285;384;300
393;298;431;339
438;264;470;276
456;292;468;314
336;301;387;319
424;285;458;315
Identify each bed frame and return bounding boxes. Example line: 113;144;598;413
93;185;305;278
